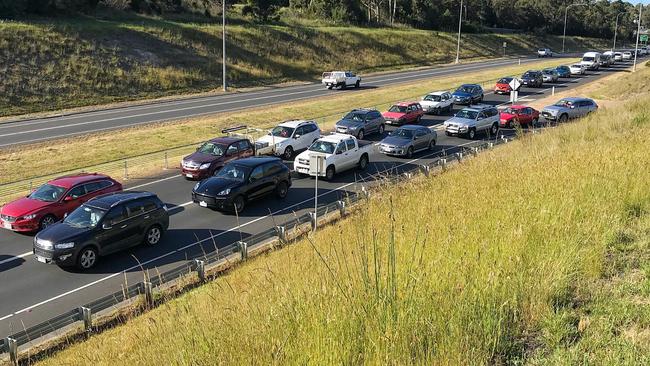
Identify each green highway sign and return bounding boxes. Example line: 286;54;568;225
641;34;648;42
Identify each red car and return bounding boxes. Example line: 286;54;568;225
499;105;540;128
0;173;122;233
181;137;255;180
494;77;514;94
382;102;424;126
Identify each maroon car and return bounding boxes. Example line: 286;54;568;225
0;173;122;233
181;137;255;180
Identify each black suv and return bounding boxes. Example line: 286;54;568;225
520;70;543;88
192;157;291;213
33;191;169;270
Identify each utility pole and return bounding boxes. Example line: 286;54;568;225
633;4;643;72
222;0;227;92
455;0;463;64
613;11;625;51
563;3;588;54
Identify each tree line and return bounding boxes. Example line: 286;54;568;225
1;0;647;41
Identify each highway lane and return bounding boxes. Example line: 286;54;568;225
0;56;569;148
0;61;635;340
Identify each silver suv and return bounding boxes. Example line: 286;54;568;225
444;105;500;139
541;97;598;123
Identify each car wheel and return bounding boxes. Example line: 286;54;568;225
355;80;360;88
490;123;499;136
39;214;57;230
358;154;369;170
283;146;294;160
416;115;422;123
232;195;246;214
327;85;333;90
559;114;568;123
468;128;477;140
357;129;364;140
325;165;336;181
445;131;451;136
428;139;436;151
406;147;414;159
76;247;98;270
144;225;162;246
378;124;385;135
531;118;539;127
275;181;289;199
448;104;454;113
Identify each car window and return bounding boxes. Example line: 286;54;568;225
126;201;146;217
345;139;356;150
294;126;305;136
67;185;86;199
416;129;427;137
488;108;498;117
250;166;264;181
336;142;347;154
104;206;127;225
237;140;251;151
478;112;486;119
264;162;282;176
226;144;238;155
142;198;160;212
84;180;112;194
304;123;317;133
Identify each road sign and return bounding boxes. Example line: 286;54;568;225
508;78;521;91
641;34;648;42
503;42;507;48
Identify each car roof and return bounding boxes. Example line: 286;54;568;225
394;102;418;107
319;133;354;143
208;136;246;144
49;173;112;188
87;191;157;210
231;156;283;168
507;105;528;110
463;104;494;111
459;84;480;88
278;119;316;128
426;91;448;95
558;97;590;102
396;125;425;130
348;108;377;114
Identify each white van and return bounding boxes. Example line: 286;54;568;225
581;52;601;70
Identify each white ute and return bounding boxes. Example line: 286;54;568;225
255;120;321;160
322;71;361;89
294;133;373;180
420;91;454;114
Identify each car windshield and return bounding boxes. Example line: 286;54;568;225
456;86;472;93
557;66;568;71
64;205;105;229
423;94;441;102
538;49;545;52
391;128;414;139
523;72;534;78
455;110;478;119
197;142;226;156
388;105;408;113
497;78;512;84
29;184;67;202
343;112;366;121
571;64;582;68
215;164;250;182
554;99;575;107
309;140;337;154
502;107;520;115
583;57;595;62
270;126;294;138
543;69;554;74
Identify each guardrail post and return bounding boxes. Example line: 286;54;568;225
6;337;17;365
518;58;521;65
361;186;370;200
308;212;317;231
237;241;248;261
552;86;555;96
164;152;169;170
456;152;463;162
471;147;479;156
275;225;286;244
403;171;413;179
195;259;206;282
78;306;92;332
419;164;430;177
440;158;447;170
143;281;153;308
488;142;494;149
501;135;508;143
123;160;129;180
337;200;346;216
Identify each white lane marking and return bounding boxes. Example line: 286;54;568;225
0;140;480;320
0;251;33;266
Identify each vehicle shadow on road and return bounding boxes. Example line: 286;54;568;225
0;255;26;273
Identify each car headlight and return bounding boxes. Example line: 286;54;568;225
36;239;53;250
21;214;37;220
459;126;468;131
194;182;200;190
348;126;358;130
55;242;75;249
275;142;282;148
217;188;231;196
199;163;211;170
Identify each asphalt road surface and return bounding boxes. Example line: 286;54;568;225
0;60;639;341
0;56;579;148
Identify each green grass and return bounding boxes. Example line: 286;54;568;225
35;62;650;365
0;15;611;117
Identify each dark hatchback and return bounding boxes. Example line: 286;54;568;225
556;65;571;78
192;157;291;213
520;70;544;87
33;191;169;270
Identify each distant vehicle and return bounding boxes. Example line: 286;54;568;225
537;48;553;57
335;109;385;140
382;102;424;126
452;84;484;105
494;77;514;95
192;157;291;213
294;134;373;180
569;64;587;75
521;70;544;88
321;71;361;89
622;51;632;60
499;105;540;128
378;125;437;158
555;65;572;78
33;191;169;270
255;120;320;160
542;68;560;83
599;53;613;67
580;52;601;70
0;173;122;233
181;137;255;180
614;52;623;61
541;97;598;123
444;105;500;139
420;91;454;114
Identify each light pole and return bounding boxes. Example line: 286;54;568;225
563;3;588;54
222;0;227;92
613;11;626;51
633;4;643;72
455;0;463;64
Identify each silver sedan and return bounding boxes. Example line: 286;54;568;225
378;125;437;159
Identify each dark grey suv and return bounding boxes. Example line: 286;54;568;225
33;191;169;270
335;109;385;140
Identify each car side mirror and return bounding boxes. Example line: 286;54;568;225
570;105;576;109
294;134;301;139
413;136;419;140
102;222;112;230
63;196;74;202
63;212;68;218
336;150;343;155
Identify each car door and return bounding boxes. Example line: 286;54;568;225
121;200;148;249
292;126;308;150
476;111;489;131
224;143;239;163
414;128;428;150
334;141;352;170
519;108;532;125
304;123;320;146
246;165;269;201
96;205;129;255
237;140;254;158
59;184;87;217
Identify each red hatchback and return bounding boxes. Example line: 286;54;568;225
382;102;424;126
494;77;514;95
0;173;122;233
499;105;540;128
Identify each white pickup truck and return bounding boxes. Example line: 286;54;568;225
294;134;373;180
321;71;361;89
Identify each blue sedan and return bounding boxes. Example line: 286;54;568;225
451;84;484;105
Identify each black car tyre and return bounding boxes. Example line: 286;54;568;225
490;123;499;136
358;154;369;170
416;115;422;123
355;80;360;88
559;114;569;123
325;165;336;180
468;128;477;140
445;131;452;136
378;124;385;135
327;85;333;90
428;139;436;151
357;129;365;140
479;94;484;102
232;195;246;214
39;214;57;231
406;147;414;159
144;225;162;246
283;146;294;160
276;181;289;199
77;247;98;270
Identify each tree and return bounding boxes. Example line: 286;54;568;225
242;0;286;21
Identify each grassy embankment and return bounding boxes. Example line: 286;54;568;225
36;66;650;364
0;14;610;117
0;57;577;192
